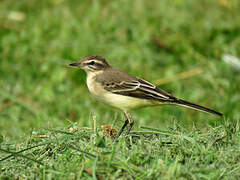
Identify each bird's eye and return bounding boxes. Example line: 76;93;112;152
88;61;95;65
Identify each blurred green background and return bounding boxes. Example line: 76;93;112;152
0;0;240;141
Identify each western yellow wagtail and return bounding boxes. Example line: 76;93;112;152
69;56;223;139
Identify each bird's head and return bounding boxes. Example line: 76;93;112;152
69;55;110;72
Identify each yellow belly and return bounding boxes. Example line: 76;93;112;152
100;91;154;110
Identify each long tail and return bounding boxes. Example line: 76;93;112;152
174;99;223;117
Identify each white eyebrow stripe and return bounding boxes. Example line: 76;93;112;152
87;59;105;65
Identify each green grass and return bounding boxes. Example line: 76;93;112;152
1;123;240;179
0;0;240;179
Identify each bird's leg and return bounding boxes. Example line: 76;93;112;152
124;112;134;136
114;118;129;140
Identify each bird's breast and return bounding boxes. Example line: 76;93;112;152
86;72;107;99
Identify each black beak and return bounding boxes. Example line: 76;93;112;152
69;62;81;67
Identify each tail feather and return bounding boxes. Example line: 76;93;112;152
175;99;223;117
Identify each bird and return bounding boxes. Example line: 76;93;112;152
69;55;223;140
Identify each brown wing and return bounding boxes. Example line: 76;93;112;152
95;68;176;102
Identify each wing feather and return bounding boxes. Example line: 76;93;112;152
103;78;176;102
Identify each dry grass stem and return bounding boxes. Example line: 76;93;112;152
154;68;203;85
